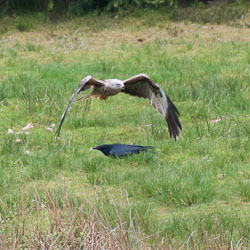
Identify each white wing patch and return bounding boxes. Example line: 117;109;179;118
150;88;168;117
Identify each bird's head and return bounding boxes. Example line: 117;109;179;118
109;79;124;90
90;144;112;156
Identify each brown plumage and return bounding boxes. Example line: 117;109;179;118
56;74;182;140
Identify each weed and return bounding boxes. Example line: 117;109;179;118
25;42;42;52
14;16;33;32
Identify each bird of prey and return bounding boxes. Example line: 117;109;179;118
56;74;182;140
91;143;155;157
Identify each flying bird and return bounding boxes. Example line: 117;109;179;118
91;143;155;157
56;74;182;140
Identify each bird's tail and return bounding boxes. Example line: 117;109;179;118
166;96;182;141
140;146;156;154
140;146;154;149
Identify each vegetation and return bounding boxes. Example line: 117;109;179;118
0;5;249;249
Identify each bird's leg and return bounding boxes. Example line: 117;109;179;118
77;91;94;101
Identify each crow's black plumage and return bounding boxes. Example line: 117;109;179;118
92;144;155;157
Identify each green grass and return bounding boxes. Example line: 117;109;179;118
0;10;249;248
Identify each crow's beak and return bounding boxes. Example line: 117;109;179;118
90;147;96;151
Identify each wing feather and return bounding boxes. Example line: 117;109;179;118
123;74;182;140
55;76;104;137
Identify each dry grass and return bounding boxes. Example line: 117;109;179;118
0;187;165;249
0;186;247;249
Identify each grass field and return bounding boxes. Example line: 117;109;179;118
0;8;249;248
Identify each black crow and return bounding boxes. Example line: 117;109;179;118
56;74;182;140
91;144;155;157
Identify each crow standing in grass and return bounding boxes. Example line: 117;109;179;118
56;74;182;140
91;144;154;157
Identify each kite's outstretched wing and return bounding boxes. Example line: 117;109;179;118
123;74;182;140
55;76;104;137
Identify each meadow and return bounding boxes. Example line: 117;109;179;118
0;8;249;248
